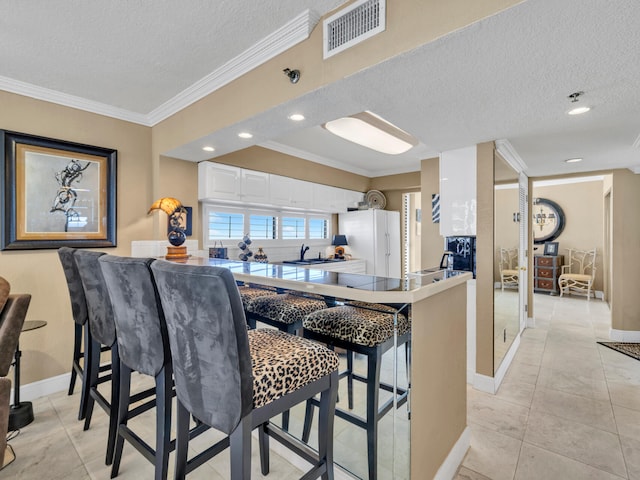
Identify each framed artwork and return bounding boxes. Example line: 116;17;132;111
544;241;559;256
431;193;440;223
167;206;192;236
1;130;117;250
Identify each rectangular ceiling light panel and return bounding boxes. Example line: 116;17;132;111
323;0;386;59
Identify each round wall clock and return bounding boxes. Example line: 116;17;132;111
532;197;565;244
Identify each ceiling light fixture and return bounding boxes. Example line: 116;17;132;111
238;132;253;139
567;91;591;115
202;146;215;152
288;114;305;121
283;68;300;84
323;111;418;155
565;157;583;163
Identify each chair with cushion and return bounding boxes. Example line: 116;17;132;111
58;247;111;421
151;260;340;480
558;248;597;300
74;250;121;465
0;277;30;470
499;247;519;292
99;255;183;480
302;302;411;480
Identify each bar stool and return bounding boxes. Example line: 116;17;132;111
150;261;340;480
236;284;278;321
74;250;120;465
100;255;192;480
58;247;111;421
302;302;411;480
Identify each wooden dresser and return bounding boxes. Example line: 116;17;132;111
534;255;564;295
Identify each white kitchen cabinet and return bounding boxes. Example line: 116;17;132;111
269;174;294;206
439;146;477;236
241;169;269;204
313;184;364;213
198;162;241;201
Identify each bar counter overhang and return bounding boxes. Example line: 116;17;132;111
173;258;471;480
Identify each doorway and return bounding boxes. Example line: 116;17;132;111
402;192;421;276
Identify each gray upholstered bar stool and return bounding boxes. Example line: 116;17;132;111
99;255;178;480
151;261;340;480
58;247;111;421
74;250;121;465
302;302;411;480
236;283;278;322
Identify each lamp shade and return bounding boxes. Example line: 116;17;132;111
331;235;348;246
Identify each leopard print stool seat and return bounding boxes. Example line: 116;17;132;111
302;303;411;480
249;329;339;408
303;304;410;347
237;285;278;311
245;293;327;333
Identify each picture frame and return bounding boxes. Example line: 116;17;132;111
167;206;192;237
1;130;117;250
543;241;559;256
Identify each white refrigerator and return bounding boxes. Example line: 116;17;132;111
338;209;401;278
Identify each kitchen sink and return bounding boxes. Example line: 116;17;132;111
282;258;345;265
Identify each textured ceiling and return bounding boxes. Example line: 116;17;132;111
1;0;639;178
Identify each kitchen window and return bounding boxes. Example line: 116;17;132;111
203;204;331;244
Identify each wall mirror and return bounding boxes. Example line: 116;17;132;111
494;153;520;372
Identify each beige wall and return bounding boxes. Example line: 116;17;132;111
531;180;604;291
0;90;151;384
611;170;640;333
475;143;495;377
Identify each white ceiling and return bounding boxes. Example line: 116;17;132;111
2;0;639;178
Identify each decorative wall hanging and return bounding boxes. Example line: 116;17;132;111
1;130;117;250
431;193;440;223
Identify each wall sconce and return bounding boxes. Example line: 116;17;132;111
283;68;300;84
148;197;189;260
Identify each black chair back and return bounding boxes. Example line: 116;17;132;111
150;261;252;434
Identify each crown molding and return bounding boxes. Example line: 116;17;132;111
495;139;528;174
0;75;150;125
261;140;372;177
0;9;321;128
146;9;320;125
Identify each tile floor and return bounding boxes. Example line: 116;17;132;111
3;294;639;479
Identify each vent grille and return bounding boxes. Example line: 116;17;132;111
323;0;386;59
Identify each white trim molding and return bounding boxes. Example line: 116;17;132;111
495;139;528;174
473;333;521;394
610;328;640;342
434;426;471;480
13;372;70;404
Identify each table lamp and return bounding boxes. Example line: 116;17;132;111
331;234;348;259
148;197;189;260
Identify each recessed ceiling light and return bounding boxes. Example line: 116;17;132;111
202;146;215;152
288;114;305;121
567;106;591;115
323;111;418;155
565;158;583;163
238;132;253;139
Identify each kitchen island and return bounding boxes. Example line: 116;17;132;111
178;258;471;480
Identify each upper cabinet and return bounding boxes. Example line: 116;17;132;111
439;146;477;236
198;161;362;213
198;162;241;201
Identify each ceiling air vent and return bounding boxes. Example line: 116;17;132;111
323;0;386;59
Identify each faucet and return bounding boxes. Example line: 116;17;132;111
300;244;310;261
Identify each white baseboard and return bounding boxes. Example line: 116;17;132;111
526;316;536;328
434;426;470;480
609;329;640;342
12;372;71;404
472;333;521;394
